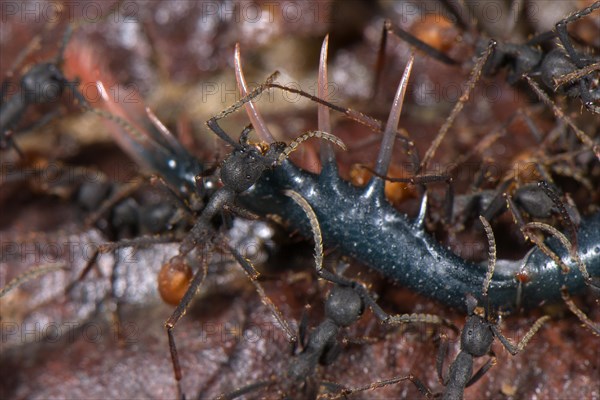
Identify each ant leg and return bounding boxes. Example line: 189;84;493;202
65;235;178;295
359;164;454;222
320;375;433;399
505;194;576;274
2;35;41;96
221;203;260;220
553;61;600;89
555;1;600;70
218;51;414;148
523;221;591;281
206;72;280;148
0;264;66;298
17;109;63;134
384;20;460;65
224;240;297;343
165;243;212;399
149;175;196;217
577;79;600;114
436;333;449;385
359;165;451;186
520;221;572;273
217;379;277;400
420;40;496;173
478;180;515;223
297;304;311;350
491;315;550;355
560;287;600;335
524;76;597;152
465;352;497;387
537;181;578;251
84;177;146;227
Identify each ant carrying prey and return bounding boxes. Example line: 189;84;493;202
160;75;348;398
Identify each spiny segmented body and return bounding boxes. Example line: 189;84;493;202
241;161;600;311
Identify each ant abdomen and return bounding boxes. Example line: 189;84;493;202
158;256;192;306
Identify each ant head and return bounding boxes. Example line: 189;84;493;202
21;63;65;103
219;145;271;193
325;285;364;327
461;313;494;357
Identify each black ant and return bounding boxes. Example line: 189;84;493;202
378;15;598;234
322;215;550;400
377;3;599;157
218;189;456;399
160;77;348;398
1;25;88;157
455;0;600;113
0;154;194;241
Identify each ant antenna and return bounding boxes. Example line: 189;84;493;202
277;131;346;165
479;215;497;298
284;190;323;272
419;39;496;173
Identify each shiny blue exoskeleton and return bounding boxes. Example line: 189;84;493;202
240;161;600;311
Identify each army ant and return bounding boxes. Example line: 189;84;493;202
218;189;456;399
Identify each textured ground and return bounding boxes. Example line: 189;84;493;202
1;1;599;399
